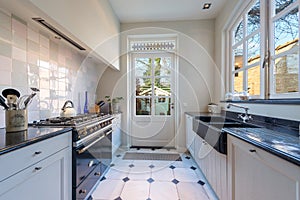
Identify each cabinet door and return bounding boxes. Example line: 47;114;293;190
228;135;300;200
0;147;71;200
185;115;195;157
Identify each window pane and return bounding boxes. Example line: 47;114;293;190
136;98;151;115
247;0;260;35
247;34;261;64
154;57;171;76
274;7;299;54
234;20;244;44
233;45;244;69
135;58;151;76
274;0;297;15
274;54;299;93
234;71;244;92
154;78;171;96
136;78;151;96
155;97;171;115
248;66;261;95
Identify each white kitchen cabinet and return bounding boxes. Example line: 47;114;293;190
227;135;300;200
194;135;227;200
112;113;122;155
0;132;71;200
185;114;196;157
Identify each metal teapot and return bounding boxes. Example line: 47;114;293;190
60;100;77;117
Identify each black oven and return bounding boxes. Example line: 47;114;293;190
73;125;112;200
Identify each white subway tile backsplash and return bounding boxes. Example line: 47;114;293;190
0;55;12;71
27;28;39;43
0;70;11;85
0;27;12;42
0;40;12;58
0;11;11;31
12;47;26;62
0;11;101;127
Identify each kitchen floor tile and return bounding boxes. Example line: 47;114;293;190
105;168;129;180
127;167;152;180
177;182;209;200
173;168;199;182
149;181;179;200
151;167;174;181
92;179;124;200
120;180;150;200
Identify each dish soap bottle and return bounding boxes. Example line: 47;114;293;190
83;91;89;114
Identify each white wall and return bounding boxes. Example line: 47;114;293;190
96;20;216;149
214;0;300;121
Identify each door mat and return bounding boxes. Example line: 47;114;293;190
123;152;182;161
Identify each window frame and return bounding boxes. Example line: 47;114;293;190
227;0;300;100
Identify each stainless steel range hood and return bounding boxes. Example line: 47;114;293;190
32;17;86;51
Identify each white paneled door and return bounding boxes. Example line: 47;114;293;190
130;52;176;148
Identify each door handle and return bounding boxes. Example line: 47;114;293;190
170;103;174;109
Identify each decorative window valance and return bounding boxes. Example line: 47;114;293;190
130;40;176;51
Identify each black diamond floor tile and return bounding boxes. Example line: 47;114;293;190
129;164;135;168
147;178;155;183
115;197;122;200
198;180;205;185
172;179;179;184
190;166;197;170
149;164;155;169
122;177;130;182
169;165;176;169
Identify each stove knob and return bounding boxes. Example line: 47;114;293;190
79;189;87;194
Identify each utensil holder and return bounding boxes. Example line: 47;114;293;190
5;109;28;132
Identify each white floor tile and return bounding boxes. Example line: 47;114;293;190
177;182;209;200
120;180;150;200
151;167;174;181
105;168;129;180
132;160;153;167
150;181;179;200
92;179;124;200
128;167;152;180
173;168;199;182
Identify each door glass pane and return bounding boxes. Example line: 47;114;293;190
136;78;151;96
155;97;171;115
234;20;244;44
274;7;299;54
154;78;171;96
234;71;244;92
247;0;260;35
248;66;261;95
274;0;297;15
247;34;260;64
154;57;171;76
135;58;152;76
234;45;244;70
136;98;151;115
274;54;299;93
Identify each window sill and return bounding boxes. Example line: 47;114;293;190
220;99;300;105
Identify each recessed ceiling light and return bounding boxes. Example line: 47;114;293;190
203;3;211;10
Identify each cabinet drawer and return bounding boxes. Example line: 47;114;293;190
0;132;70;182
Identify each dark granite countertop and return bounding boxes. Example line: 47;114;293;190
186;112;300;166
223;127;300;166
0;127;72;156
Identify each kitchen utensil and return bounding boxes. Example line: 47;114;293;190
17;95;29;110
24;93;37;108
2;88;20;98
0;95;9;109
7;94;18;110
60;100;77;117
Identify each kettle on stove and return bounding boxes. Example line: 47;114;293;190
60;100;77;117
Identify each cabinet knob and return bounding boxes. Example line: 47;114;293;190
35;151;42;155
249;149;256;153
94;172;101;176
35;167;42;171
79;189;87;194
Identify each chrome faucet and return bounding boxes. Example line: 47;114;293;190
227;103;252;123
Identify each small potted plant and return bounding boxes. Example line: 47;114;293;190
105;96;123;113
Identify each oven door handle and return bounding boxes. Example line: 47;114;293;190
77;135;105;154
106;130;113;136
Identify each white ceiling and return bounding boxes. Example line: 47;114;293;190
108;0;228;23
